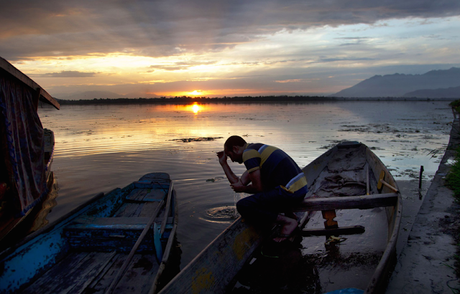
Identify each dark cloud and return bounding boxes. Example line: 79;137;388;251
335;37;373;46
149;60;217;71
2;0;460;60
319;57;376;62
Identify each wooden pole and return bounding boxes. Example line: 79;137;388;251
366;165;370;195
419;165;424;190
380;179;399;193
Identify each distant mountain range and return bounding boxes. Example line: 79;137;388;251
56;68;460;100
333;67;460;98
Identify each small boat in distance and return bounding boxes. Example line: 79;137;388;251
158;141;402;294
0;172;179;294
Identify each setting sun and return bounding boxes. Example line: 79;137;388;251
189;90;203;96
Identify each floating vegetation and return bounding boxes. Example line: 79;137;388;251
206;177;225;183
339;123;427;135
170;136;223;143
319;140;348;150
427;147;445;159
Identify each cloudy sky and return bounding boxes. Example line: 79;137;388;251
2;0;460;99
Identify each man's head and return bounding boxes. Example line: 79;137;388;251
224;135;247;163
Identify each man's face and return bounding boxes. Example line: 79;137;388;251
226;146;243;164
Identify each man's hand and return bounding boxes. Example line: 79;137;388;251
217;150;239;184
217;151;227;165
230;180;247;193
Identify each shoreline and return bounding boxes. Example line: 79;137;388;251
386;117;460;292
47;96;457;106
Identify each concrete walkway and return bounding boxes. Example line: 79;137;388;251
386;121;460;293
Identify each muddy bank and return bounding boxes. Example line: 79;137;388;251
386;119;460;293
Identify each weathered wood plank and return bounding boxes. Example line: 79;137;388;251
65;231;154;252
294;193;398;212
144;189;167;201
21;252;116;294
87;254;160;294
83;251;118;293
64;217;157;252
106;197;166;294
0;173;176;294
70;216;151;228
126;189;150;201
140;202;162;218
150;194;179;294
159;218;262;294
114;201;152;217
126;189;167;202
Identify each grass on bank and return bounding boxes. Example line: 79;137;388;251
445;146;460;281
445;147;460;200
445;100;460;282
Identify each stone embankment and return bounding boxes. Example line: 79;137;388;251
386;119;460;293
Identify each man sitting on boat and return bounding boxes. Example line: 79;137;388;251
217;135;308;242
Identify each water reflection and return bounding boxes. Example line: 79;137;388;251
230;240;322;293
36;101;453;267
0;173;58;251
160;102;205;114
202;206;239;224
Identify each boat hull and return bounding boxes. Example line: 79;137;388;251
0;129;56;245
0;172;178;294
159;142;401;294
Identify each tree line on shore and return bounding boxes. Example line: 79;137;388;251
54;95;447;105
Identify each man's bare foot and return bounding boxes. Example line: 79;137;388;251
273;215;298;242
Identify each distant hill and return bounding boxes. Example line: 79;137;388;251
56;91;125;100
333;67;460;98
54;90;162;100
403;86;460;98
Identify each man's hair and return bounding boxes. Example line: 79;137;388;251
224;135;247;151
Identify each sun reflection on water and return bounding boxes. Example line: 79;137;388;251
158;102;205;114
191;102;202;114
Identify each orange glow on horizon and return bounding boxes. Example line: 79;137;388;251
159;88;315;98
189;90;203;96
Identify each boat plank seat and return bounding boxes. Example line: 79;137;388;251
114;194;164;217
294;193;398;212
64;217;174;252
302;225;365;236
125;188;166;202
69;216;152;229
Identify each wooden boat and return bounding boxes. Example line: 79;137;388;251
159;141;401;294
0;57;60;243
0;172;179;294
0;128;56;251
44;128;55;182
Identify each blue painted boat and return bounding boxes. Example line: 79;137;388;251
0;172;178;294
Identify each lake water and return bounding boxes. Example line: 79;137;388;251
37;100;453;267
